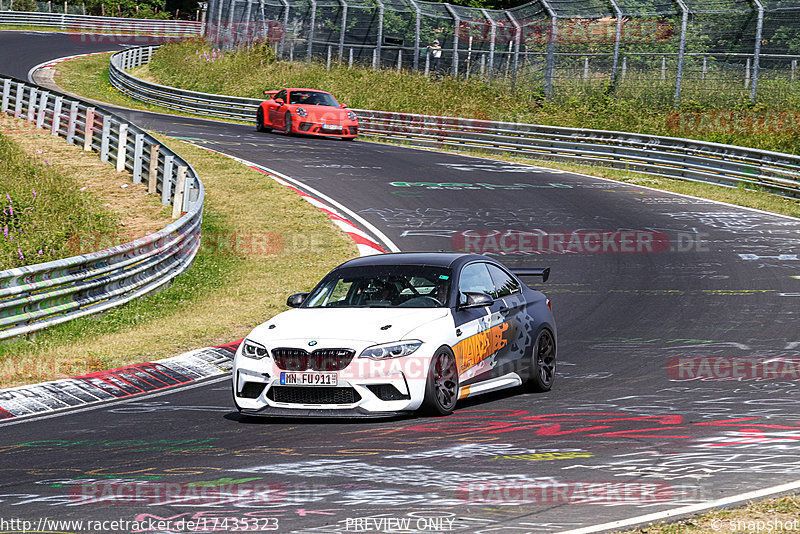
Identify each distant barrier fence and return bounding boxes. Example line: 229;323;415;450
0;74;204;339
109;45;800;200
0;10;202;36
205;0;800;104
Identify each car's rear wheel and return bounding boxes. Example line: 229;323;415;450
283;112;293;135
256;108;270;132
421;346;459;416
526;328;556;392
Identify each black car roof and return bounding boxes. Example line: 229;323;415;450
336;252;492;270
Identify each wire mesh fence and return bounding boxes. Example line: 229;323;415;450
204;0;800;107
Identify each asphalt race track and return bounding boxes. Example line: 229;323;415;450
1;31;800;534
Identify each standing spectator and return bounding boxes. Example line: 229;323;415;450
427;39;442;76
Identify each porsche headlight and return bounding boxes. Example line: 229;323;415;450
347;111;357;122
296;107;308;118
359;340;422;360
242;339;269;359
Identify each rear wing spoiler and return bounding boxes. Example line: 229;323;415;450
510;268;550;283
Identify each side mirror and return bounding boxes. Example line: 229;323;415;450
286;292;309;308
275;98;284;105
459;291;494;309
340;103;348;108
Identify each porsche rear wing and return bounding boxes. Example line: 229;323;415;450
510;268;550;283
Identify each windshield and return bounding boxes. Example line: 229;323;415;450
289;91;339;107
304;265;452;308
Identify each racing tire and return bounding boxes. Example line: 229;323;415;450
283;112;293;136
526;328;556;392
256;108;270;132
421;346;459;416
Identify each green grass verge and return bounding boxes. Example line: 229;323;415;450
0;129;356;387
55;48;800;220
148;38;800;155
619;495;800;533
0;132;120;269
52;52;240;122
48;41;800;534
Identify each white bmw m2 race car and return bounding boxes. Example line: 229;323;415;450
232;253;556;417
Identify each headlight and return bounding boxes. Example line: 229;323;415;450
242;339;269;359
347;111;357;122
296;107;308;118
359;340;422;360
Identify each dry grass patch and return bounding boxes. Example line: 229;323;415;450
0;114;169;241
0;133;357;387
618;495;800;533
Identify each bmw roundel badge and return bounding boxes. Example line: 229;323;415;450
308;340;317;346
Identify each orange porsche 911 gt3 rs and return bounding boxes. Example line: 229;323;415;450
256;88;358;140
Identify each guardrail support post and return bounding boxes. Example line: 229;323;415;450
1;79;10;113
83;107;95;151
172;166;188;219
148;144;160;194
14;82;24;119
116;123;129;172
162;155;175;205
100;116;111;162
51;95;63;135
66;101;78;143
27;86;37;123
133;133;144;183
36;91;49;129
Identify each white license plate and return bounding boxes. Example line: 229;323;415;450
280;372;338;386
321;125;342;132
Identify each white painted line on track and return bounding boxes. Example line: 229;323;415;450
0;374;231;427
558;478;800;533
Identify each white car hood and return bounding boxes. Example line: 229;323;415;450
248;307;449;345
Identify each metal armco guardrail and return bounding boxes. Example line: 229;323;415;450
0;11;202;36
0;75;204;340
108;46;800;200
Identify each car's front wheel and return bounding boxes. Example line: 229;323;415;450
283;112;293;135
421;346;459;416
526;328;556;392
